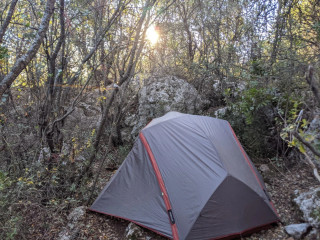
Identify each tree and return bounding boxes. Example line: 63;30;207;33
0;0;55;97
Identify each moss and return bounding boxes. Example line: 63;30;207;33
310;207;320;220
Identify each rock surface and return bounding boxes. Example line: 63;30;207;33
123;76;209;140
124;222;143;240
305;108;320;168
58;206;86;240
284;223;311;239
259;164;271;173
294;187;320;228
305;228;320;240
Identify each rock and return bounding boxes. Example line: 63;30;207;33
212;79;246;97
259;164;270;173
123;76;209;140
37;147;50;162
304;108;320;168
58;206;86;240
309;109;320;132
284;223;311;239
294;187;320;228
67;206;86;222
125;222;143;240
305;228;320;240
214;107;228;118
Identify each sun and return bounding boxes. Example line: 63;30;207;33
146;25;159;45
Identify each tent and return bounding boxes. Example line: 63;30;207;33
89;112;279;240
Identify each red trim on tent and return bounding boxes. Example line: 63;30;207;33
139;132;180;240
227;122;279;217
88;208;172;239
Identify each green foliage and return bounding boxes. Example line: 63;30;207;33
279;99;319;157
0;45;9;61
0;171;11;191
310;207;320;222
0;171;20;240
4;216;21;240
222;84;275;157
222;82;303;158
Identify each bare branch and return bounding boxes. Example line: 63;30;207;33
303;152;320;183
0;0;55;98
293;131;320;158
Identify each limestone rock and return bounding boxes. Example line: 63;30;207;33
305;228;320;240
58;206;86;240
214;107;228;118
305;108;320;168
294;187;320;228
125;222;143;240
123;76;209;140
284;223;311;239
259;164;270;173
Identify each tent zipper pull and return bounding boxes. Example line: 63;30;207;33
168;209;175;224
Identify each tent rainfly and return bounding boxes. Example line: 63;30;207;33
90;112;279;240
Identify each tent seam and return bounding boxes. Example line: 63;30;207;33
139;132;180;240
227;122;280;217
184;174;228;239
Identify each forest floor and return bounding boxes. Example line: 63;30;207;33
45;159;318;240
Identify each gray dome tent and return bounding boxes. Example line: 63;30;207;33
90;112;279;239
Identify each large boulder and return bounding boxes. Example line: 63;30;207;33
122;76;209;141
294;187;320;228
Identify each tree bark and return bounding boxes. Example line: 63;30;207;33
0;0;19;44
0;0;55;98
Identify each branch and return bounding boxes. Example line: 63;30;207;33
51;0;65;61
291;131;320;183
303;152;320;183
61;1;124;100
0;0;55;98
293;131;320;158
0;0;19;43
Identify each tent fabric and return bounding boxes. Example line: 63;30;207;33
90;112;279;240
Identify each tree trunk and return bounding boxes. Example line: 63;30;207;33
0;0;19;44
0;0;55;98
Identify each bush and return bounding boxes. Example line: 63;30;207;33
222;82;302;159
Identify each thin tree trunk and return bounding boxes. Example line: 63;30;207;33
76;0;155;185
0;0;55;98
0;0;19;44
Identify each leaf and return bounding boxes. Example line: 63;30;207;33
298;144;306;154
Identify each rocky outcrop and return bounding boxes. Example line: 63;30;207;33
122;76;209;141
305;109;320;168
294;188;320;228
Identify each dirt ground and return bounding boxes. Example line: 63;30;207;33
68;160;319;240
